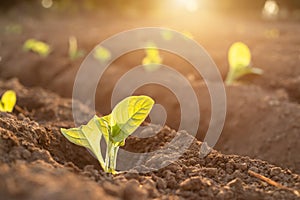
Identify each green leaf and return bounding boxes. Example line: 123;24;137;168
228;42;251;70
68;36;85;60
0;90;17;112
226;42;263;85
23;39;51;57
60;116;105;168
93;46;111;62
110;96;154;143
142;43;162;72
94;114;111;144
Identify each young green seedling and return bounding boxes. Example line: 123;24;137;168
225;42;263;85
0;90;17;112
61;95;154;174
23;39;51;57
68;36;85;60
142;43;162;72
93;46;111;62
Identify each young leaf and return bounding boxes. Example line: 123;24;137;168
109;96;154;143
226;42;263;85
142;43;162;72
228;42;251;70
0;90;17;112
93;46;111;62
61;116;105;168
69;36;85;60
23;39;51;57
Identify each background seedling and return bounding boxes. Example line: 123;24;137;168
61;95;154;174
93;46;111;62
68;36;85;60
142;42;162;72
4;24;22;35
0;90;17;112
23;39;51;57
225;42;263;85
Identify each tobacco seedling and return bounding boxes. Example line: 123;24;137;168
0;90;17;112
68;36;85;60
142;43;162;72
61;96;154;174
225;42;263;85
23;39;51;57
93;46;111;62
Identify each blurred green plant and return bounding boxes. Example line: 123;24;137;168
93;46;111;62
23;39;51;57
0;90;17;112
61;95;154;174
142;43;162;72
225;42;263;85
4;24;22;35
69;36;85;60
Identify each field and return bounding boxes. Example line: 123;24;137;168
0;2;300;199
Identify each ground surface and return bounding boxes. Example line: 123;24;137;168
0;6;300;199
0;79;300;200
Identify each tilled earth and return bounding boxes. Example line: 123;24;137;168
0;79;300;200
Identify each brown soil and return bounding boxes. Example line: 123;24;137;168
1;79;300;200
1;6;300;199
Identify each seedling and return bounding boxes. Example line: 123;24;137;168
68;36;85;60
23;39;51;57
225;42;263;85
142;43;162;72
4;24;22;35
93;46;111;62
0;90;17;112
61;95;154;174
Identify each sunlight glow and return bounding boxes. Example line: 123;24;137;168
262;0;279;19
177;0;199;12
41;0;53;9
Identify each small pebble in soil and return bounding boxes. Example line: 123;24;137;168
180;176;212;191
227;178;244;193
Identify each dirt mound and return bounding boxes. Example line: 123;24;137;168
0;79;300;199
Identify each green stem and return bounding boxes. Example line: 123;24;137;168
104;140;113;172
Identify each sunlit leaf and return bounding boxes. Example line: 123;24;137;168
23;39;51;57
142;43;162;72
228;42;251;69
110;96;154;143
94;114;111;143
93;46;111;62
226;42;263;85
0;90;17;112
61;116;105;168
69;36;85;60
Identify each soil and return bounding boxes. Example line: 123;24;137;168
0;79;300;200
0;5;300;200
